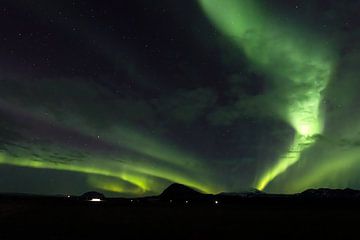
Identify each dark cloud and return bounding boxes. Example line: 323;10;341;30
155;88;217;124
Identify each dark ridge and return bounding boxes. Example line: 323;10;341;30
160;183;204;199
218;188;264;197
299;188;360;199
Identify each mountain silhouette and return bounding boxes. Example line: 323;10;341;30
218;188;263;197
300;188;360;199
160;183;204;199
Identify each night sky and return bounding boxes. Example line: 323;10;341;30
0;0;359;196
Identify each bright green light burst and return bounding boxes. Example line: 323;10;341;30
199;0;335;190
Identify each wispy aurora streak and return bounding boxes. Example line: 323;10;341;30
0;144;217;195
199;0;335;190
0;99;220;195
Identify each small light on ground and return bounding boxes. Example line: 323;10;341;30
215;200;219;205
185;200;189;204
90;198;102;202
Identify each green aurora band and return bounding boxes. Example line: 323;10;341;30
0;73;225;195
0;99;221;195
198;0;336;190
0;136;219;195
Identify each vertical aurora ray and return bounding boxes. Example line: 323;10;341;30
199;0;335;190
256;134;316;190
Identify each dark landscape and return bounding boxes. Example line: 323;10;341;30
1;184;360;239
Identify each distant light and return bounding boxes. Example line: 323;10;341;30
67;195;71;198
130;199;134;202
90;198;102;202
215;200;219;205
185;200;189;204
169;200;173;203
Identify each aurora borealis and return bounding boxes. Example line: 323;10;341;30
198;0;335;190
0;0;359;196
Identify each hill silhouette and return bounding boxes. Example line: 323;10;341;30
160;183;205;199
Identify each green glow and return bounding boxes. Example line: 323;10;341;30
199;0;335;190
0;93;223;195
87;175;159;195
0;133;220;195
111;127;205;170
257;134;315;190
282;141;360;193
0;91;224;195
86;126;221;193
292;156;358;192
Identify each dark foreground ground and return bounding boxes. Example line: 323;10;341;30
1;196;360;239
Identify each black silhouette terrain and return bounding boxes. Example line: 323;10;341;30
160;183;203;198
1;184;360;239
